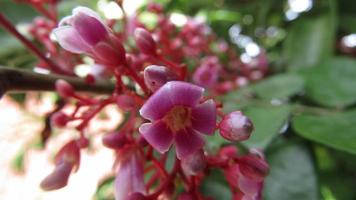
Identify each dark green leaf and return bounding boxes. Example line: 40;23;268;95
242;104;291;149
251;74;304;101
283;15;335;71
264;142;318;200
200;170;231;199
292;109;356;155
300;57;356;108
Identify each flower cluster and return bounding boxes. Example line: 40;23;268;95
7;1;270;199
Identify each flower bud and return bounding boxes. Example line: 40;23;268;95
116;95;136;111
134;28;157;56
40;161;73;191
102;132;127;149
238;155;269;181
51;111;69;128
143;65;178;92
193;56;220;88
219;111;253;142
55;79;74;98
181;149;206;176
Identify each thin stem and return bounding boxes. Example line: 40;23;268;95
0;14;69;75
0;67;115;98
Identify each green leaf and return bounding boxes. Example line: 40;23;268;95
200;169;231;199
300;57;356;108
264;142;319;200
242;104;291;149
292;109;356;155
251;74;304;101
283;15;335;71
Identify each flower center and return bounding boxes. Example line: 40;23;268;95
163;106;192;132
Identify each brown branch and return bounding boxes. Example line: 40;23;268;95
0;67;115;98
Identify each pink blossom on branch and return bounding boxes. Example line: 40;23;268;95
52;7;126;67
139;81;217;159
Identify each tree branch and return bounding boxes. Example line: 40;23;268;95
0;67;115;98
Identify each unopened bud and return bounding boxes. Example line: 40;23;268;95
144;65;178;92
134;28;157;56
40;161;73;191
102;132;127;149
51;112;69;128
55;79;74;98
219;111;253;142
181;149;206;176
238;155;269;181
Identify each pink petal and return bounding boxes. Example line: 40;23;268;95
191;99;217;135
139;84;174;121
40;161;73;191
53;26;90;53
72;6;102;21
166;81;204;106
139;121;174;153
72;10;108;45
174;128;204;160
115;152;146;200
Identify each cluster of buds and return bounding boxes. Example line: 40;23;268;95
5;1;270;199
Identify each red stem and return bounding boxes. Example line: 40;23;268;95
147;158;180;199
0;13;71;75
125;64;150;95
32;3;57;22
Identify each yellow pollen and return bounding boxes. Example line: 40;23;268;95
164;106;192;132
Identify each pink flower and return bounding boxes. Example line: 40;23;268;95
114;148;146;200
53;7;108;53
53;7;126;66
139;81;216;159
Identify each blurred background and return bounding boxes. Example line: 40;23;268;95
1;0;356;199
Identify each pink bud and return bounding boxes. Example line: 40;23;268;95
51;112;69;128
134;28;157;56
55;79;74;98
116;95;136;111
102;132;127;149
40;161;73;191
115;149;146;200
181;149;206;176
219;111;253;142
55;140;81;171
238;155;269;181
143;65;178;92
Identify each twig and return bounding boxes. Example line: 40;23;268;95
0;67;115;98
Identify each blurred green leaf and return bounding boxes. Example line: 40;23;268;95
292;109;356;155
200;169;231;199
94;176;115;200
242;104;291;149
251;74;304;101
264;142;319;200
283;15;335;71
300;57;356;108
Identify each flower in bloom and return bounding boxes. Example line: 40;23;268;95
114;147;146;200
139;81;216;159
53;7;126;67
